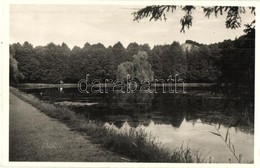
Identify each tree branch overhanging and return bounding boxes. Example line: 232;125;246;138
132;5;255;33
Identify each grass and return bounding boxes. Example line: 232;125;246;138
211;124;242;163
10;87;203;162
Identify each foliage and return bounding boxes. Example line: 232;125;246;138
132;51;154;81
211;28;255;99
133;5;255;33
117;51;154;82
10;44;24;85
117;61;134;80
10;55;24;85
186;45;221;82
160;42;186;79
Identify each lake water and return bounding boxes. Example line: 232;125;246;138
18;86;254;163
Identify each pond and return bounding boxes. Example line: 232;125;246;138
18;85;254;163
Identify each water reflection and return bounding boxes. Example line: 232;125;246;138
105;119;254;163
19;87;254;131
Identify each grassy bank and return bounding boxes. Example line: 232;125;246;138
10;87;203;162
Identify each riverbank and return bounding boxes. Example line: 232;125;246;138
9;90;122;161
10;87;203;162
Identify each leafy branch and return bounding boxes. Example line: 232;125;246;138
133;5;255;33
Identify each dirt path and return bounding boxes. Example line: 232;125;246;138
9;92;123;162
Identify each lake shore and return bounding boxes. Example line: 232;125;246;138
9;88;123;161
10;87;202;162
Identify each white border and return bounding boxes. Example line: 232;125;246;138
1;0;260;168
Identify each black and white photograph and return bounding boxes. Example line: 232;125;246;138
1;0;259;167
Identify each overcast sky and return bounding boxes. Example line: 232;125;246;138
10;4;255;48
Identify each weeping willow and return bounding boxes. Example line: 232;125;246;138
117;51;154;82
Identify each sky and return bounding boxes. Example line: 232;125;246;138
10;4;255;49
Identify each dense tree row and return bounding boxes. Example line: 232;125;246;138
10;42;146;83
10;30;254;98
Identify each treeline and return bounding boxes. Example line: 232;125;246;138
9;41;219;83
10;29;254;95
10;42;150;84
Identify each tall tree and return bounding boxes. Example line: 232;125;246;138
117;51;154;82
10;45;24;85
112;42;129;65
126;42;139;59
160;42;186;79
186;45;221;82
12;41;41;82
